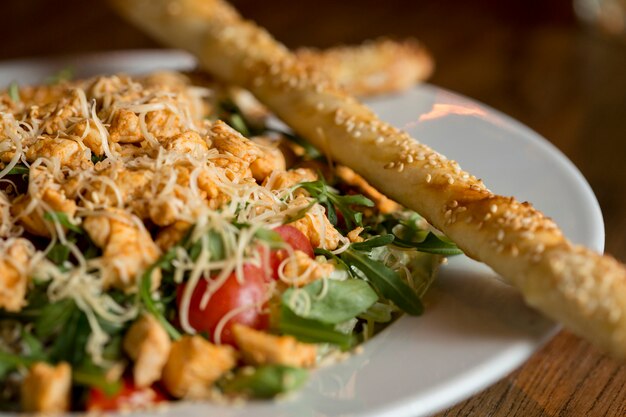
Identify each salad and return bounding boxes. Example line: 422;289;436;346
0;70;460;412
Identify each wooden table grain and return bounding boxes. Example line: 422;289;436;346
1;0;625;415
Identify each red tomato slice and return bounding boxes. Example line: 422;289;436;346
86;378;167;412
266;225;314;279
176;265;268;346
273;225;314;257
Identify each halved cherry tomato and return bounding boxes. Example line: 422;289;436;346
86;378;167;412
266;225;314;279
176;264;268;346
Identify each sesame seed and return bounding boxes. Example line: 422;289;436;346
406;154;414;163
396;162;405;172
425;174;432;183
384;162;396;169
484;213;492;221
450;200;458;208
490;204;498;214
376;136;385;144
497;229;505;241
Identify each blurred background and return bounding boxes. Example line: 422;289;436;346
1;0;625;415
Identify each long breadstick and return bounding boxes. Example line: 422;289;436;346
111;0;626;358
295;38;434;97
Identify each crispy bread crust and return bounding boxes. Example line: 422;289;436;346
295;38;434;96
111;0;626;358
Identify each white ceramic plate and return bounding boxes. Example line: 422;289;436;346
0;51;604;417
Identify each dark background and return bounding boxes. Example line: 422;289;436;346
1;0;625;415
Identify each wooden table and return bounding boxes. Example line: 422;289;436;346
2;0;625;415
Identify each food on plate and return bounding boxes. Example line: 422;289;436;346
111;0;626;359
294;38;434;97
0;70;453;412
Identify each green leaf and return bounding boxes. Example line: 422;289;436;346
139;265;181;341
254;228;284;247
73;364;121;396
6;164;29;176
314;248;352;274
293;180;374;230
277;307;354;350
228;113;250;137
350;234;395;251
91;153;106;164
358;302;395;323
282;279;377;324
48;306;91;365
187;229;225;262
340;248;423;315
21;328;46;360
43;211;83;234
393;231;463;255
268;128;323;160
8;82;19;102
34;298;76;339
220;365;308;398
0;350;37;378
47;242;72;265
44;67;74;84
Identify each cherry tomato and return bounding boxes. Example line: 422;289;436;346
266;225;314;279
176;264;268;346
86;378;167;412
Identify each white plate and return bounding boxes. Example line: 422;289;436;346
0;51;604;417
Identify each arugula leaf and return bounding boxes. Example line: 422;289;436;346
314;248;352;273
282;279;377;324
218;100;264;137
220;365;308;398
186;229;225;263
7;82;19;102
293;180;374;229
73;364;121;396
0;351;37;379
268;128;323;160
358;302;395;323
139;264;181;341
393;231;463;255
47;242;72;265
43;211;83;234
254;228;284;247
44;67;74;84
6;164;29;176
228;113;250;136
277;307;354;350
20;329;45;360
340;248;423;315
48;306;91;365
350;234;395;251
34;298;76;339
91;154;106;164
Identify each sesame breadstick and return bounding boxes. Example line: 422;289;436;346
295;38;434;97
111;0;626;358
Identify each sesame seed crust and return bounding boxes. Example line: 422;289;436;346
113;0;626;359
